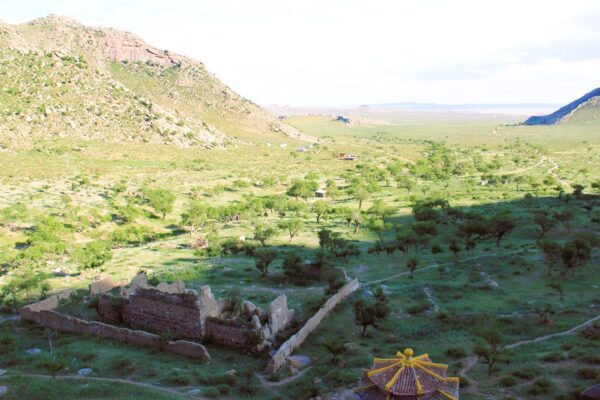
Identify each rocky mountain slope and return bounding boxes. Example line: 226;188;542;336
0;15;312;148
524;87;600;125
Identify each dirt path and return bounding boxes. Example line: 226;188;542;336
363;252;517;286
0;371;206;399
0;315;19;325
458;356;480;393
457;313;600;396
461;155;546;179
506;313;600;350
256;366;312;389
547;158;572;190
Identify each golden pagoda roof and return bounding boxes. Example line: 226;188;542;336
354;348;459;400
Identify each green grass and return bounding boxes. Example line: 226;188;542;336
1;111;599;399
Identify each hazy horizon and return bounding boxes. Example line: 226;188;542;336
3;0;600;107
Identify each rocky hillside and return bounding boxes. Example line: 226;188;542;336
524;87;600;125
0;15;312;148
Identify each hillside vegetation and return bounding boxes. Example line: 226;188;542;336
525;87;600;126
0;15;311;148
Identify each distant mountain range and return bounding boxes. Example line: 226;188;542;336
364;102;559;114
0;15;311;148
524;88;600;125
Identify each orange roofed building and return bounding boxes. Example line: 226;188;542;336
354;348;459;400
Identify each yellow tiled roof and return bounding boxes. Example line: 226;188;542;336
354;348;460;400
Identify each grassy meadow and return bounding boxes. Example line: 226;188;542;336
1;112;599;399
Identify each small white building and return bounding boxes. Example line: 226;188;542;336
315;189;327;198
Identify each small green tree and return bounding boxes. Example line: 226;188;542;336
532;211;557;238
547;282;565;301
282;252;305;284
312;200;331;223
353;293;389;337
145;188;175;219
277;218;303;242
254;249;277;277
181;201;208;235
475;331;504;378
253;223;278;246
553;209;574;233
73;240;112;270
406;258;419;278
537;240;562;276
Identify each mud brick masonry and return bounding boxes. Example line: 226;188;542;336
20;273;359;370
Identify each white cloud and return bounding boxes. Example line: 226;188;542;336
2;0;600;105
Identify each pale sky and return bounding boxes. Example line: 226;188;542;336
2;0;600;106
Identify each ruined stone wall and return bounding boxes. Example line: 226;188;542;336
123;288;203;340
204;318;255;347
20;300;210;361
266;279;360;373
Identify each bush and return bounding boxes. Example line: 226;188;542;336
541;352;565;362
498;375;517;387
512;366;541;380
527;378;554;395
577;367;599;380
445;346;467;359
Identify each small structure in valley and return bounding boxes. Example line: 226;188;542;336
339;153;357;161
353;348;459;399
314;189;327;198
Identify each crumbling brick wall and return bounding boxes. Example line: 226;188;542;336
204;318;256;347
122;289;203;340
20;296;210;361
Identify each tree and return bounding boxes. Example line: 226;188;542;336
396;175;415;194
513;176;526;191
553;209;574;232
282;252;305;284
368;218;391;243
312;200;331;223
368;199;395;222
547;282;565;301
348;178;379;209
537;240;562;276
145;188;175;219
325;179;341;203
324;339;347;365
406;258;419;278
488;211;516;247
253;223;278;246
353;294;389;337
352;211;363;233
286;179;318;204
532;211;557;238
254;249;277;277
561;239;591;274
475;331;504;378
572;184;585;197
448;239;462;261
591;180;600;193
277;219;303;241
181;201;208;235
73;240;112;270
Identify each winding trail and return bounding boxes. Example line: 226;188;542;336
256;367;313;389
457;313;600;396
547;158;572;190
0;371;206;399
0;315;19;325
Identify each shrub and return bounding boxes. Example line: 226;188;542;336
445;346;467;359
527;378;554;395
577;367;599;380
498;375;517;387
